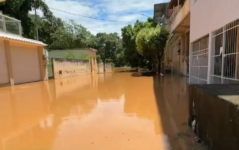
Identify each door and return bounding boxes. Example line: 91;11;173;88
172;43;180;73
11;46;40;84
0;41;9;84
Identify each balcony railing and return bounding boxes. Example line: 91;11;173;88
0;13;22;36
169;5;182;24
170;0;190;33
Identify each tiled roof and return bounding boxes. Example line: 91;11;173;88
0;32;46;46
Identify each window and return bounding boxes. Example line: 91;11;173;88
190;36;209;84
211;19;239;84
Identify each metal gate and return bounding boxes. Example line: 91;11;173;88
190;36;209;84
211;19;239;84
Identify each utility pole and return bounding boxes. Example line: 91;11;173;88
34;0;39;40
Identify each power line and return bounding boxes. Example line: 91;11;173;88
49;7;133;23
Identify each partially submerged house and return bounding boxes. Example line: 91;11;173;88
189;0;239;84
154;0;190;76
0;11;47;86
158;0;239;84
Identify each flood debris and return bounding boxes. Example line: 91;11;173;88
191;116;197;132
195;137;201;143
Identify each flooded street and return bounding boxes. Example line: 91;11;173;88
0;73;205;150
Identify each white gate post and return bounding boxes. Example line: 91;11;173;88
207;33;213;84
221;27;226;84
189;43;192;84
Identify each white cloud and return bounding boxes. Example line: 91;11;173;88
39;0;169;35
99;0;168;14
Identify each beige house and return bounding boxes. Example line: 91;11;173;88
0;12;47;86
165;0;190;76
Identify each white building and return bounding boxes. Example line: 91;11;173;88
160;0;239;84
0;11;47;86
190;0;239;84
157;0;190;76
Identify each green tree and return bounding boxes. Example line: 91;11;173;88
121;21;149;68
0;0;57;39
29;14;64;46
96;32;120;66
50;20;97;49
136;26;169;72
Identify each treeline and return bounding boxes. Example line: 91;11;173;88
0;0;169;69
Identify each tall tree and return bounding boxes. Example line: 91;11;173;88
50;20;96;49
96;32;120;65
121;21;149;68
136;26;169;72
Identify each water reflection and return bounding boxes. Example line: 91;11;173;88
0;73;203;150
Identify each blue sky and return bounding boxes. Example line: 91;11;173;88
43;0;169;35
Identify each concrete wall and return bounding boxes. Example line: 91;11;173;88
189;84;239;150
98;63;112;74
98;63;104;74
53;58;91;79
90;58;98;74
0;40;9;84
190;0;239;42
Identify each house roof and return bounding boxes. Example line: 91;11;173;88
0;32;46;46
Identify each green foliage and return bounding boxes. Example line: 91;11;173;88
96;54;102;63
66;50;75;59
0;0;58;39
122;18;169;68
79;54;90;61
121;20;150;67
136;26;169;62
95;32;125;66
50;20;95;49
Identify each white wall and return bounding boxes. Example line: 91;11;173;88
190;0;239;42
11;46;40;84
0;40;9;84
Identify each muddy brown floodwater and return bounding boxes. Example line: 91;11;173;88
0;72;206;150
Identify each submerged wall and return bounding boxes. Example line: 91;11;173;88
53;58;91;79
98;63;112;74
189;84;239;150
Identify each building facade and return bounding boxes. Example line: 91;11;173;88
157;0;239;84
190;0;239;84
157;0;190;76
0;12;47;86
